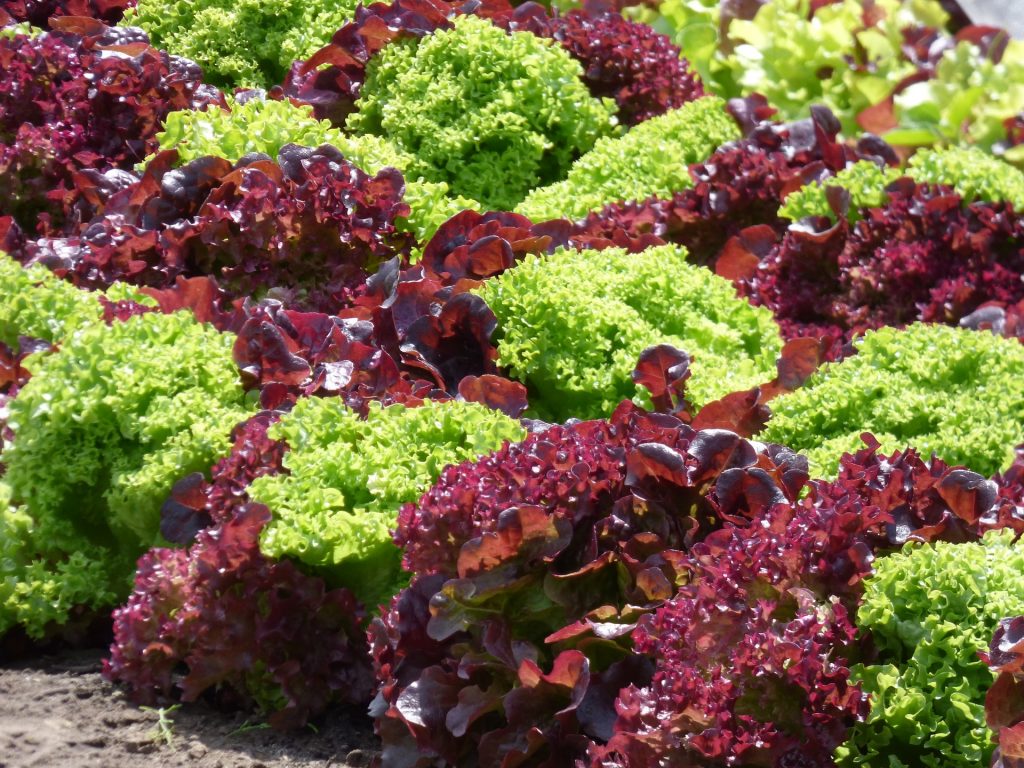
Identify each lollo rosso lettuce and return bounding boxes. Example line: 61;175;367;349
0;307;251;638
105;503;373;730
0;21;223;244
760;323;1024;477
379;402;816;766
475;242;782;422
3;0;132;26
733;177;1024;350
346;14;619;212
516;95;739;222
24;142;415;312
600;500;870;767
838;530;1024;766
538;8;704;127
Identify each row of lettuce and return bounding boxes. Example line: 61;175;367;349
6;0;1024;159
3;253;1024;766
2;0;1024;766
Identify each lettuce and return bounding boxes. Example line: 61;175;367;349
123;0;361;88
0;482;121;640
646;0;948;134
889;38;1024;153
1;309;251;636
475;243;781;421
517;95;738;222
346;14;619;211
779;161;902;222
741;179;1024;351
0;252;151;346
838;530;1024;766
781;148;1024;221
0;25;221;241
152;98;478;243
57;143;413;312
382;404;815;765
250;398;526;611
761;324;1024;477
106;504;372;728
907;146;1024;209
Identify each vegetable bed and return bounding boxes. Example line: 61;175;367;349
2;0;1024;765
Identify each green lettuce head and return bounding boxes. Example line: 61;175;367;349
0;252;153;346
517;95;738;222
761;323;1024;477
346;14;619;211
124;0;361;88
475;242;782;422
251;397;526;611
1;310;251;637
838;530;1024;766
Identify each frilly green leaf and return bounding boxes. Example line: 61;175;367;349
516;95;738;222
837;530;1024;766
252;398;525;611
761;324;1024;477
347;15;619;212
475;242;781;422
124;0;361;88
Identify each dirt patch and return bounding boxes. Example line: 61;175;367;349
0;648;379;768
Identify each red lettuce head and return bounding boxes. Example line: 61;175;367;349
735;182;1024;350
105;503;373;729
375;402;811;766
599;500;872;767
0;22;222;240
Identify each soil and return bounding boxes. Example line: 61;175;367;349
0;647;380;768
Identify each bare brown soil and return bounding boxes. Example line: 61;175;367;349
0;648;379;768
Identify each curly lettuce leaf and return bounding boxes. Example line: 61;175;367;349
347;14;619;211
838;530;1024;766
761;323;1024;477
517;95;738;222
124;0;361;88
1;311;251;634
251;398;525;611
475;242;781;421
